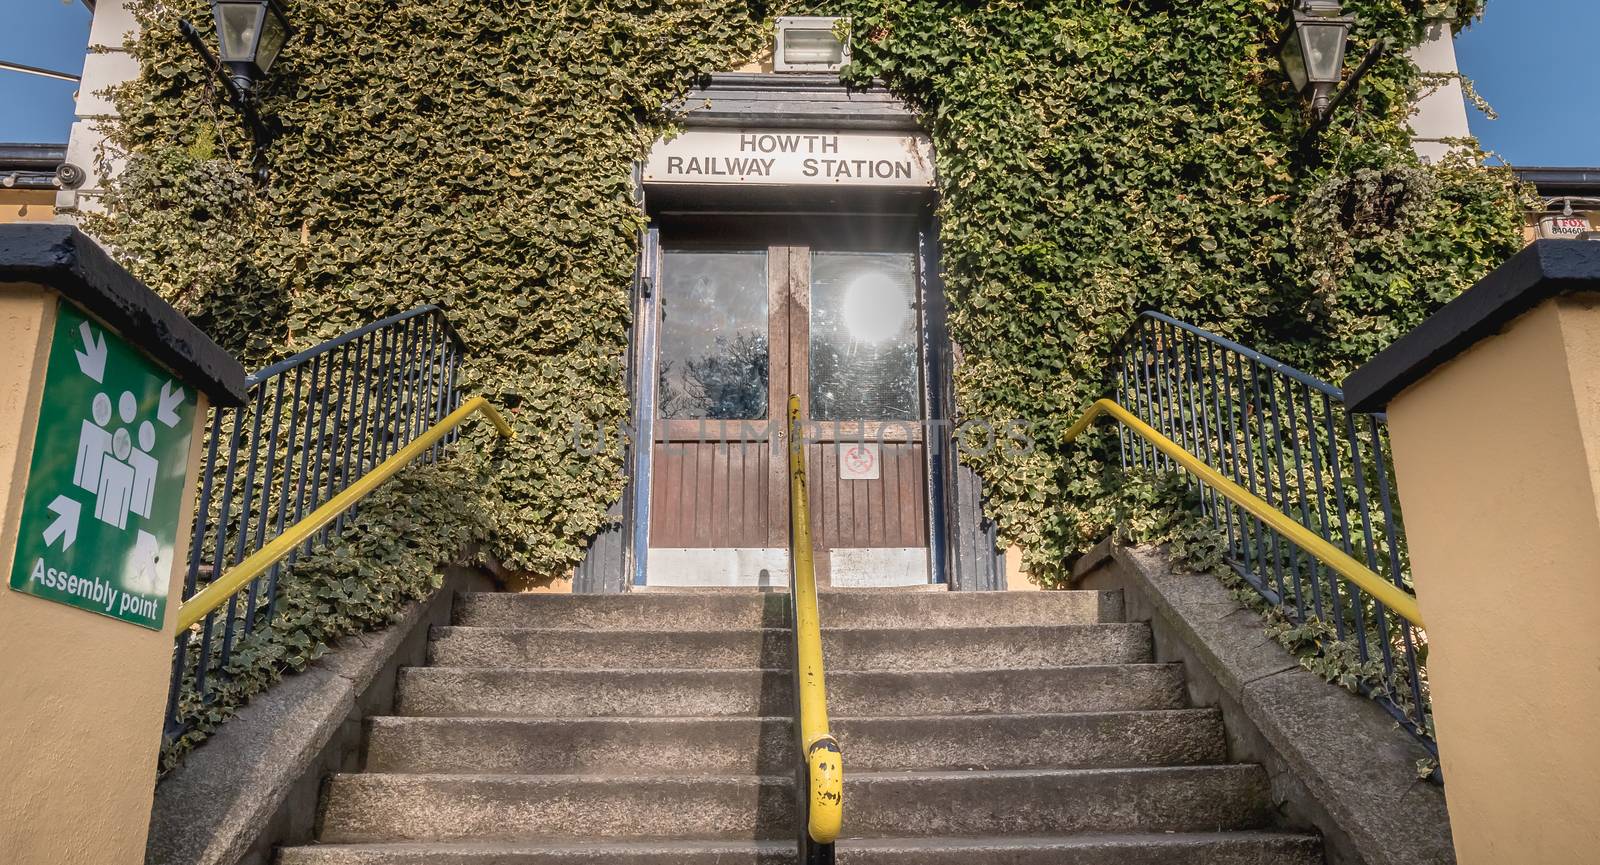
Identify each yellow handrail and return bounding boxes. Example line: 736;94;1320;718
174;396;514;634
787;395;843;846
1066;398;1425;629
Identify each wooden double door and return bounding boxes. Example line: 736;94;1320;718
643;218;932;587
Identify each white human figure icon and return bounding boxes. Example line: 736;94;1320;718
93;391;141;530
74;392;114;493
127;529;163;595
128;421;159;519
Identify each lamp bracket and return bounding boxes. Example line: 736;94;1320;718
178;18;274;161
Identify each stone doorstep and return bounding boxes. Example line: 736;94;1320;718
1070;541;1455;865
449;588;1122;631
425;621;1153;671
276;832;1323;865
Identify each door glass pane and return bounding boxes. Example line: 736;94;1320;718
658;250;770;420
809;251;921;421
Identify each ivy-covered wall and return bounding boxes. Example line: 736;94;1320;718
99;0;1524;598
101;0;772;582
810;0;1526;583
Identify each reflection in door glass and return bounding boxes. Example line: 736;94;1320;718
810;252;921;421
659;251;770;420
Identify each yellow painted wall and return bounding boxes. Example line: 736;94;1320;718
0;190;57;224
507;571;574;593
1003;544;1040;591
1384;294;1600;865
0;283;207;865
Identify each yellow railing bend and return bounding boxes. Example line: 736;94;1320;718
1066;398;1425;629
787;395;843;847
174;396;514;634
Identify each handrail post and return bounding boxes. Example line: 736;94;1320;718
787;395;841;861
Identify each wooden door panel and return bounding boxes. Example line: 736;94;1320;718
648;245;782;554
802;440;928;549
650;439;781;549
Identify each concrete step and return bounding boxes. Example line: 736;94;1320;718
363;710;1226;775
830;666;1187;716
315;766;1273;843
427;623;1151;671
278;832;1323;864
450;590;1120;631
821;590;1124;629
427;626;792;670
395;665;1188;718
395;668;791;718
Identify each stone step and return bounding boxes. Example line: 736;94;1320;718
315;766;1274;843
427;623;1151;671
450;590;1119;631
395;665;1188;718
279;832;1323;864
363;710;1226;775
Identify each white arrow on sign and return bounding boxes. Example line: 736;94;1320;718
43;495;80;550
158;380;185;428
74;322;106;383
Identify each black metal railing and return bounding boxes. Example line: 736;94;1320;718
1114;311;1431;748
163;305;464;742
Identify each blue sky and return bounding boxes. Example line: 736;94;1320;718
1;2;1596;166
1;0;91;144
1456;0;1600;166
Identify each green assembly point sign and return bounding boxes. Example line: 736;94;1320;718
7;301;197;630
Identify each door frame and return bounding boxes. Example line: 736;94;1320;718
628;213;945;587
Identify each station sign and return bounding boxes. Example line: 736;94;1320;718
645;129;935;187
7;302;197;629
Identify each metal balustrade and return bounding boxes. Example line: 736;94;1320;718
162;306;510;743
1085;311;1432;750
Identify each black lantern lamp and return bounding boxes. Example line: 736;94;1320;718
176;0;291;162
1279;0;1355;120
211;0;292;97
178;0;291;108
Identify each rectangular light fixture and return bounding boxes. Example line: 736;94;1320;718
775;16;850;73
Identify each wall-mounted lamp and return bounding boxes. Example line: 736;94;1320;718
1277;0;1388;144
179;0;293;158
211;0;293;96
1278;0;1355;119
774;17;850;73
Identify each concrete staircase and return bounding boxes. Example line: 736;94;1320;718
278;590;1322;864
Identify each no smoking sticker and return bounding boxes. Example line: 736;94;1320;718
839;442;880;481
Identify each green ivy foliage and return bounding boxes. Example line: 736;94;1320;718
96;0;1525;599
161;461;495;769
99;0;771;582
802;0;1527;582
1110;469;1436;775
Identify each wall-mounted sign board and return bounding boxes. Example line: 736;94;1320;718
7;301;197;629
1539;215;1592;240
645;129;935;188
